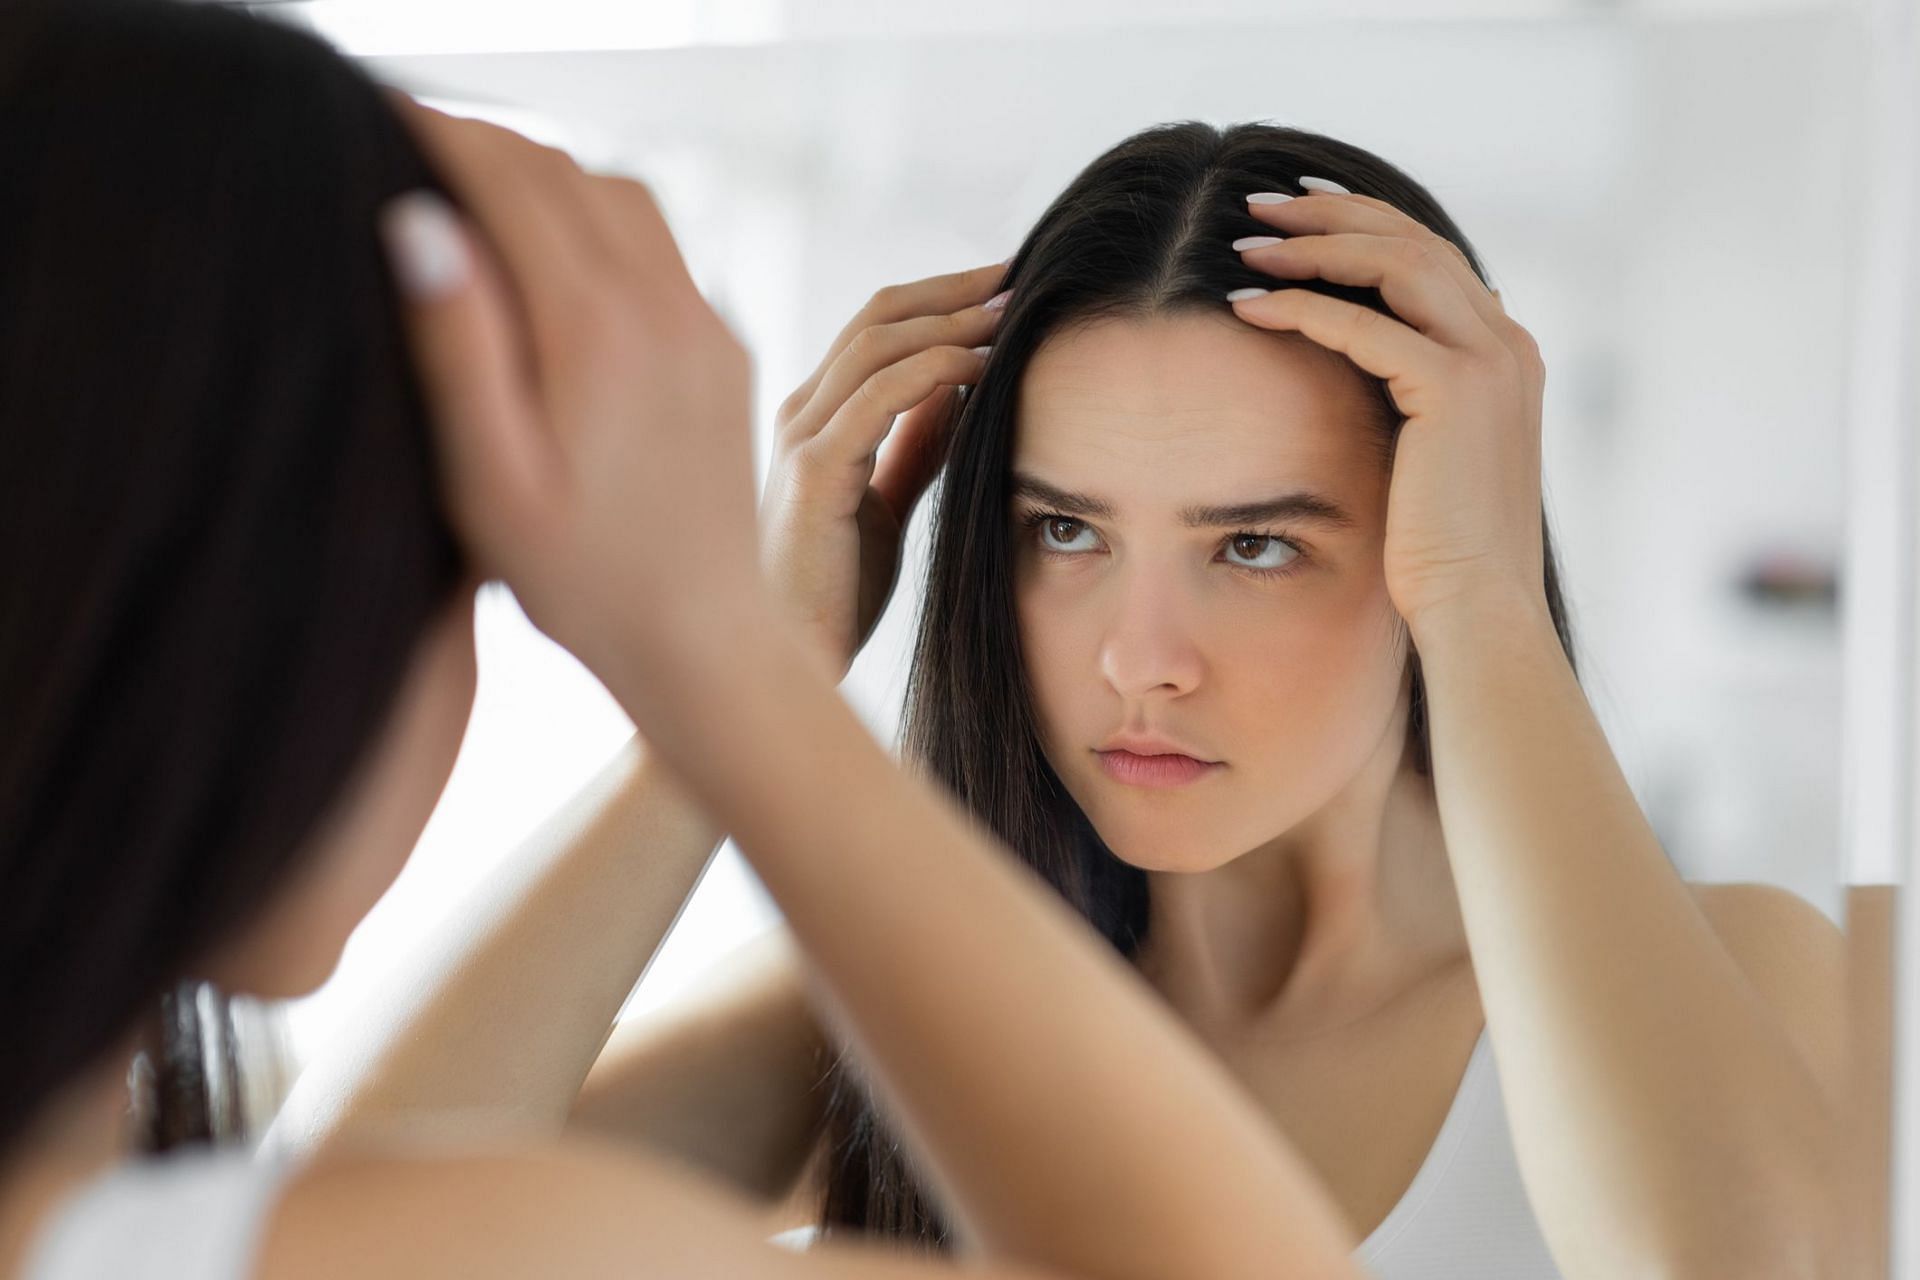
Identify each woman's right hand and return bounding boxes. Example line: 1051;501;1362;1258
381;100;762;680
759;265;1008;679
375;104;1364;1280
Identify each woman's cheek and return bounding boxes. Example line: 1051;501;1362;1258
1015;581;1105;764
1228;603;1405;770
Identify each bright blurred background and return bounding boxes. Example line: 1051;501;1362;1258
235;0;1892;1069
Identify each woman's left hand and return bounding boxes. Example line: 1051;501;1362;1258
1227;185;1550;636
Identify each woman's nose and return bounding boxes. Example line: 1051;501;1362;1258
1097;571;1205;700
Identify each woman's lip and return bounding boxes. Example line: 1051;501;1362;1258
1095;749;1223;789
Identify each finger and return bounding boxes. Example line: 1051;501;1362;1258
1236;233;1493;351
1226;286;1448;392
1258;189;1484;283
871;383;960;526
390;99;617;349
578;171;705;304
396;98;612;269
783;262;1008;422
1243;191;1506;336
379;191;557;568
785;304;1002;447
808;345;989;478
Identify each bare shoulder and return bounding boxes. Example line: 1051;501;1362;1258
1685;880;1845;1098
251;1137;1051;1280
256;1139;743;1280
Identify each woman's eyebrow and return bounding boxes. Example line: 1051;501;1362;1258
1010;473;1115;519
1180;493;1357;530
1010;472;1354;530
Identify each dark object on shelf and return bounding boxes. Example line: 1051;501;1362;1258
1735;549;1839;611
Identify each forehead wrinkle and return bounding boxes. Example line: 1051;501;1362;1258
1011;312;1385;521
1021;310;1372;426
1017;372;1366;476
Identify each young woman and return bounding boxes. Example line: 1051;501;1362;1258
0;3;1380;1277
284;120;1847;1280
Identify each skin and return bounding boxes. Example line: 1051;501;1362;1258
1003;310;1504;1242
0;582;479;1267
0;101;1373;1280
290;178;1850;1278
1011;312;1471;1031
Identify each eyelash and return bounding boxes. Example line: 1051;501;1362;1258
1017;510;1310;579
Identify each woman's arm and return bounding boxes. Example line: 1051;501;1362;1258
1412;598;1838;1279
267;735;770;1155
1227;186;1840;1280
568;925;831;1205
272;719;831;1204
281;237;1010;1191
381;103;1364;1277
259;1138;1136;1280
596;601;1364;1274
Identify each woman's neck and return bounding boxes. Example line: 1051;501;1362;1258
1135;729;1467;1040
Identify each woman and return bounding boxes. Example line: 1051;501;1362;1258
0;3;1377;1277
287;120;1846;1279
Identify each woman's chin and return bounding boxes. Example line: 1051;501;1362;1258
1091;818;1244;875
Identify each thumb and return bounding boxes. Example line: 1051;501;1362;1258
379;190;555;575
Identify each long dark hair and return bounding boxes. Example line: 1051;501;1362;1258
0;0;464;1157
816;121;1580;1245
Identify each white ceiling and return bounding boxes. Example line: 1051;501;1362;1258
251;0;1864;57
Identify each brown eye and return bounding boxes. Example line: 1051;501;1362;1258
1223;534;1300;572
1036;516;1098;553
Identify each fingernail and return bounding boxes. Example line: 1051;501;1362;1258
380;191;468;299
1247;192;1295;206
984;289;1012;312
1232;236;1285;251
1299;175;1351;195
971;345;992;357
1226;288;1271;302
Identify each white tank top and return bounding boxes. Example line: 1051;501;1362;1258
1358;1027;1563;1277
19;1148;296;1280
771;1028;1565;1277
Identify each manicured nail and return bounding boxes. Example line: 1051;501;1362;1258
1232;236;1285;251
1299;175;1351;194
1226;288;1271;302
984;289;1012;312
971;345;992;357
1247;192;1295;205
380;191;468;299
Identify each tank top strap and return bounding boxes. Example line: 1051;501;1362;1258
1362;1028;1566;1277
22;1147;299;1280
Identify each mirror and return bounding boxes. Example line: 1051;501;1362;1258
247;1;1903;1271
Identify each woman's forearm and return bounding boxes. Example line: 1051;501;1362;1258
1410;593;1836;1278
271;735;724;1151
601;604;1362;1279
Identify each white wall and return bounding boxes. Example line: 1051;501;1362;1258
283;8;1869;1061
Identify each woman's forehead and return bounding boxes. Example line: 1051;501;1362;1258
1012;312;1381;493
